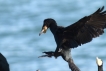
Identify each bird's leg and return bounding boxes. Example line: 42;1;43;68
53;45;63;58
58;48;62;52
39;46;62;58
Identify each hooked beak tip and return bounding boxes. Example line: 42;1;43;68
39;30;44;36
39;32;42;36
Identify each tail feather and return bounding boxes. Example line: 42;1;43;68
68;58;80;71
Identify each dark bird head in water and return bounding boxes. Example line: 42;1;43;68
39;18;56;36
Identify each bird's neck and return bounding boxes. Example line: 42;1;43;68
98;65;103;71
49;23;58;35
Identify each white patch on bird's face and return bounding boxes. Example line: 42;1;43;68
39;26;48;36
96;57;103;66
42;26;48;33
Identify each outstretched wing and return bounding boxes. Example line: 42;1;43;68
63;6;106;47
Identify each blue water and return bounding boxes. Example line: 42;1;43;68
0;0;106;71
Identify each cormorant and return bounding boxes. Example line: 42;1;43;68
96;57;103;71
0;53;10;71
39;6;106;71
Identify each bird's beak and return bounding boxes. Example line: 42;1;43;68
39;26;48;36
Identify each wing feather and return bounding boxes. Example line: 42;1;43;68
64;6;106;47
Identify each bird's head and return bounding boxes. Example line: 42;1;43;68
39;18;56;36
96;57;103;66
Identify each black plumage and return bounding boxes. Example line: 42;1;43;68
39;6;106;71
0;53;10;71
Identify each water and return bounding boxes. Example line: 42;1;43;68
0;0;106;71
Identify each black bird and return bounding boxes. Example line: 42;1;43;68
96;57;103;71
39;6;106;71
0;53;10;71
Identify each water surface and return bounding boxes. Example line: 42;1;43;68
0;0;106;71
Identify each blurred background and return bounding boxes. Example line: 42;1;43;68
0;0;106;71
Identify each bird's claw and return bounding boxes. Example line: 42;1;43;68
38;51;55;58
